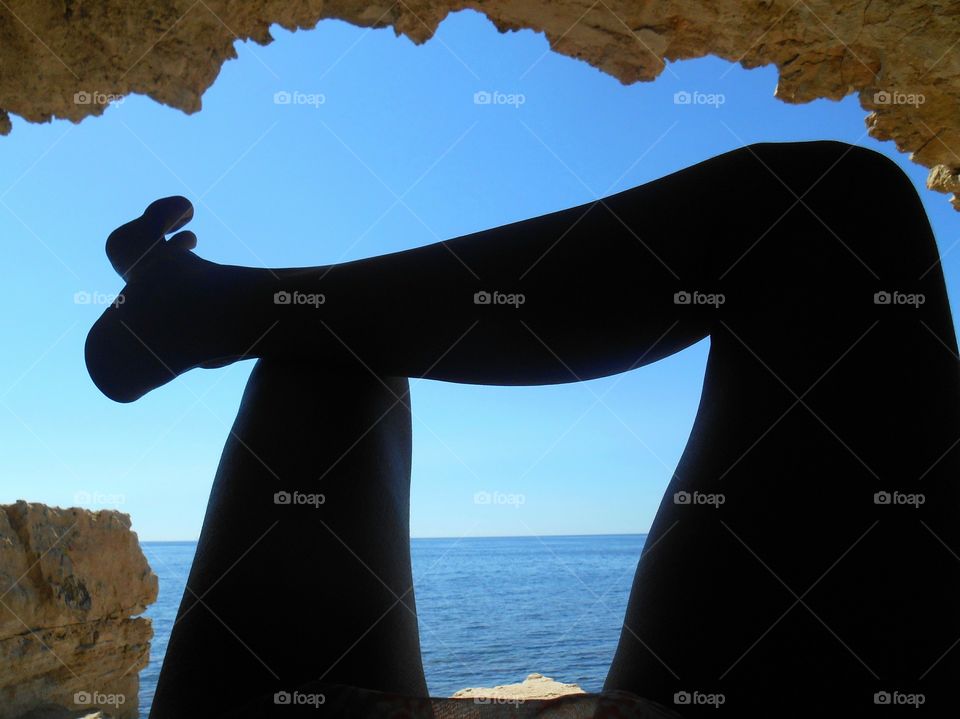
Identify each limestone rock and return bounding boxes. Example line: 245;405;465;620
0;1;958;208
452;672;586;701
0;502;157;719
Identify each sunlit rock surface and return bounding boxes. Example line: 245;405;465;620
0;502;157;719
453;672;586;700
0;1;958;207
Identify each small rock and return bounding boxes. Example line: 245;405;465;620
452;673;586;701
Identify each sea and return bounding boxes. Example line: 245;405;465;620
139;534;647;717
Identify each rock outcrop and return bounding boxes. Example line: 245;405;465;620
0;1;958;208
0;502;157;719
452;672;586;701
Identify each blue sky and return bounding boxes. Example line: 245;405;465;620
2;11;957;541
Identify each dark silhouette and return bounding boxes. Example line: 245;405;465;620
86;141;960;716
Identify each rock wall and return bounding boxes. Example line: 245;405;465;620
0;502;157;719
0;1;958;208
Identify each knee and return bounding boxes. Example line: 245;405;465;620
242;359;410;422
734;140;921;231
753;141;932;272
814;141;916;202
818;144;934;277
746;140;914;200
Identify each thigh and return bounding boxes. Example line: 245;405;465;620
607;144;960;713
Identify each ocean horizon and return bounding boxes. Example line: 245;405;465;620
140;533;648;716
141;532;649;542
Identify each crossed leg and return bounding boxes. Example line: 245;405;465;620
87;141;960;716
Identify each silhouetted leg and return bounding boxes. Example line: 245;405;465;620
149;361;426;718
86;150;715;401
605;143;960;714
90;141;960;714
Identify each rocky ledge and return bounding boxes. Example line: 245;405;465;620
1;1;959;208
0;502;157;719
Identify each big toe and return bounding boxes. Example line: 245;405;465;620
105;196;194;281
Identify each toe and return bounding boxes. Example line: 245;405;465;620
106;196;195;280
168;230;198;252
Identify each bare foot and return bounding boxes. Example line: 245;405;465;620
85;197;254;402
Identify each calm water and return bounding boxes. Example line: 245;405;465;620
140;534;647;716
